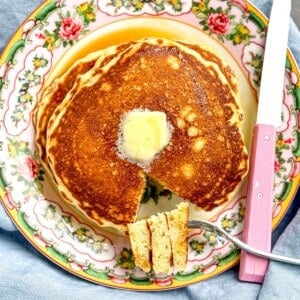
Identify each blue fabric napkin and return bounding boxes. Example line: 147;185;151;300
0;1;299;299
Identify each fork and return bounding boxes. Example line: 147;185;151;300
188;220;300;266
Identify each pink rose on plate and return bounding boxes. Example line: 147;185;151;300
18;157;39;179
59;17;82;40
207;13;230;35
274;159;280;173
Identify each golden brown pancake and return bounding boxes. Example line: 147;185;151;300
45;38;248;234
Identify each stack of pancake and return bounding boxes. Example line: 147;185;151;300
34;38;248;235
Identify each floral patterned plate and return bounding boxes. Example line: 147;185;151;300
0;0;300;291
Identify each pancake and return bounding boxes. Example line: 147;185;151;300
45;38;248;234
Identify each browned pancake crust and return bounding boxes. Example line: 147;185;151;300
35;42;134;164
47;39;247;227
35;60;97;163
180;42;238;96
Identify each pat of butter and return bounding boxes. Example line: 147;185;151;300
121;110;170;163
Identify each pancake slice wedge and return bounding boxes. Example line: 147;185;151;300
165;202;189;272
147;212;172;275
127;219;151;273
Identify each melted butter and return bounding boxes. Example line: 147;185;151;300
120;110;170;164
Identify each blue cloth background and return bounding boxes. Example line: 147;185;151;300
0;0;299;299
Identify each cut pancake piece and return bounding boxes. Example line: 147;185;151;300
127;219;151;273
165;202;189;272
147;212;172;275
128;202;189;274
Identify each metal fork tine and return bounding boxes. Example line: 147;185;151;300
188;220;300;266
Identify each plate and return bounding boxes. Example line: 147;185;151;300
0;0;299;291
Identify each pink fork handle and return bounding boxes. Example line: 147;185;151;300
239;124;276;283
